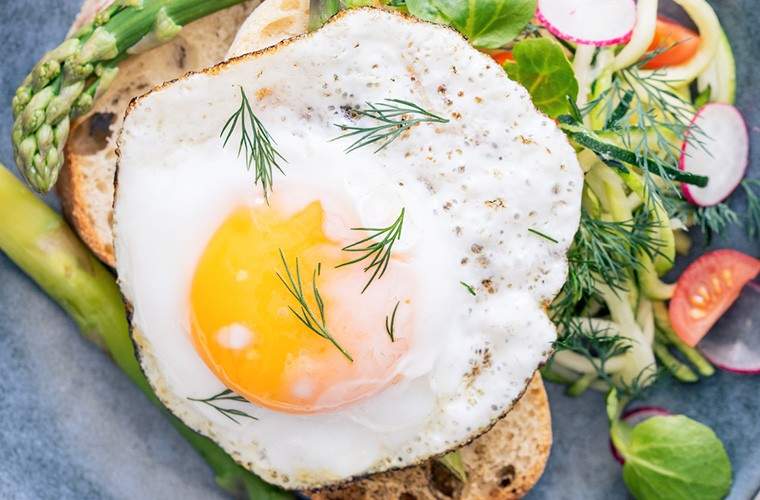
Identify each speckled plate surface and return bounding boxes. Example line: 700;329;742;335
0;1;758;499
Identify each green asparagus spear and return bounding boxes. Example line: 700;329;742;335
0;164;291;500
11;0;247;193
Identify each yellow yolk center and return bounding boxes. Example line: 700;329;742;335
190;201;410;414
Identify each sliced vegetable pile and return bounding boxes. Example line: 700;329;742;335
3;0;758;499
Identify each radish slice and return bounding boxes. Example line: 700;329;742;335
536;0;636;47
680;104;749;206
699;282;760;374
610;407;671;464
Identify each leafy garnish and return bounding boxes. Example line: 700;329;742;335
333;100;448;153
385;301;401;342
406;0;536;49
276;250;353;361
504;38;578;118
742;179;760;240
337;208;405;292
188;389;258;425
221;86;286;202
607;391;732;500
528;227;559;244
584;51;708;206
553;319;632;384
436;450;468;482
308;0;340;30
551;210;664;323
460;281;477;296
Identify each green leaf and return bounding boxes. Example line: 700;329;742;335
308;0;340;31
405;0;536;49
621;415;732;500
436;450;468;482
503;38;578;118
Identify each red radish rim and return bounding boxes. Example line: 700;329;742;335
699;281;760;375
680;104;750;207
536;0;636;47
610;407;671;464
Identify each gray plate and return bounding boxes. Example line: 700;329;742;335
0;1;758;499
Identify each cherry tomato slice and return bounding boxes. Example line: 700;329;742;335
644;17;700;69
490;50;514;66
669;249;760;347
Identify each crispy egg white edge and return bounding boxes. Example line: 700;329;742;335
114;7;583;490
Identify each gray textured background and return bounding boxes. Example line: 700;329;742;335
0;1;758;499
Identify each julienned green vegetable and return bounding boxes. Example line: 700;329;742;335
607;391;732;500
12;0;248;194
503;38;578;118
406;0;536;48
0;164;290;500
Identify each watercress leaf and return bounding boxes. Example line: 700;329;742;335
405;0;536;49
342;0;376;7
621;415;732;500
308;0;340;31
503;38;578;118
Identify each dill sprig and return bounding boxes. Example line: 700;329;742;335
276;250;353;361
188;389;257;425
665;196;739;244
553;319;632;383
616;365;663;402
528;227;559;243
460;281;477;296
221;86;286;201
584;49;707;203
551;210;664;323
337;208;405;293
385;301;400;342
743;179;760;240
333;99;449;153
664;180;760;243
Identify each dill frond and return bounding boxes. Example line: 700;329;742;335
460;281;477;296
584;49;707;203
385;301;400;342
551;210;664;323
221;86;286;201
333;99;448;153
337;208;405;292
528;227;559;243
553;319;632;383
616;365;663;402
664;196;740;244
743;179;760;240
276;250;353;361
188;389;257;424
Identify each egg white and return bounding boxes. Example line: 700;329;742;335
114;8;583;489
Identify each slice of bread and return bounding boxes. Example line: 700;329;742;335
59;3;553;498
58;1;259;266
311;373;552;500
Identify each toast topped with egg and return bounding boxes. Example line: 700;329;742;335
60;1;558;498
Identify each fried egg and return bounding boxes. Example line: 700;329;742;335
114;8;583;489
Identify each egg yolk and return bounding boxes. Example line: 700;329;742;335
189;201;410;414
